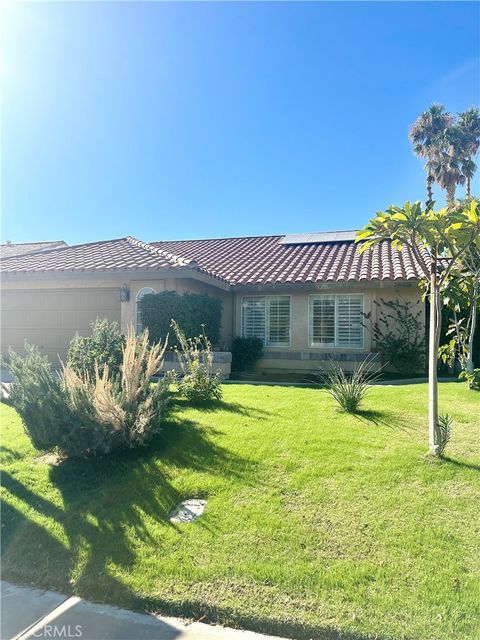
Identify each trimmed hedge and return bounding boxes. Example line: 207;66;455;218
140;291;222;346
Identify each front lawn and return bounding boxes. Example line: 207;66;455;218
1;383;479;640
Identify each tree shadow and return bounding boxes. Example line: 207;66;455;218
440;456;480;472
1;417;256;609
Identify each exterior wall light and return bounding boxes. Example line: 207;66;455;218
120;283;130;302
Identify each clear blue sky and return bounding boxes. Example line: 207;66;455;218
1;1;479;245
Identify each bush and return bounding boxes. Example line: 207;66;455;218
67;318;124;379
172;320;223;404
6;328;169;458
323;356;380;413
363;299;426;374
231;337;264;372
458;368;480;390
140;291;222;346
436;413;453;456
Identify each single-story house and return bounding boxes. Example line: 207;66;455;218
0;231;427;375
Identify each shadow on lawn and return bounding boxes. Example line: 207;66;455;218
1;417;256;609
441;456;480;472
169;396;272;419
142;595;401;640
352;408;412;432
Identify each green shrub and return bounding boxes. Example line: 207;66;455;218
231;337;264;372
458;368;480;390
363;299;426;374
67;318;124;379
140;291;222;346
172;320;223;404
436;413;453;456
6;328;169;458
323;356;380;413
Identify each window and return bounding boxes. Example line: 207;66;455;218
241;296;290;346
136;287;155;333
309;294;364;349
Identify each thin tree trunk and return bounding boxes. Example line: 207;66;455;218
466;174;471;198
426;175;433;208
446;183;456;204
466;280;478;375
429;249;440;455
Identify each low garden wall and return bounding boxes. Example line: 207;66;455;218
162;351;232;378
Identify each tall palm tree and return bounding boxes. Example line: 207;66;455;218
430;142;465;204
409;104;453;207
457;107;480;197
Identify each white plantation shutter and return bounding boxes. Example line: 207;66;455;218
310;296;335;346
266;296;290;346
310;294;364;348
241;296;290;346
241;297;266;343
336;294;363;348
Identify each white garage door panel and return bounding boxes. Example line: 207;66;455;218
1;288;121;362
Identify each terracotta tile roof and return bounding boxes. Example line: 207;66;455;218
1;233;428;285
0;240;67;258
152;235;428;285
0;237;205;275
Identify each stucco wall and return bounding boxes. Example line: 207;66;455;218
1;273;233;363
233;282;424;373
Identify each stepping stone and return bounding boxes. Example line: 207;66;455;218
169;499;206;523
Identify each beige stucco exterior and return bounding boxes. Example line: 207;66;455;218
233;281;425;373
1;271;233;363
1;270;424;374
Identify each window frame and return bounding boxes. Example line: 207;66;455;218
309;293;364;350
136;287;156;334
241;295;291;347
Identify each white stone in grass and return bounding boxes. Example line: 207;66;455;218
169;499;206;523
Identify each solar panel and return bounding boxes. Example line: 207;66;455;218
278;230;358;245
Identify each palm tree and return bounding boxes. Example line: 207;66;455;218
457;107;480;197
430;126;465;204
409;104;453;207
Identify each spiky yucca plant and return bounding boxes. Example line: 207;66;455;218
323;355;381;413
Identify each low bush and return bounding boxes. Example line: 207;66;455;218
436;413;453;456
363;299;426;374
140;291;222;346
6;328;169;458
323;356;380;413
458;368;480;390
231;336;264;372
67;318;124;379
172;320;223;404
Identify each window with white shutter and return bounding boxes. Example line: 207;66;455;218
241;296;290;346
309;294;364;349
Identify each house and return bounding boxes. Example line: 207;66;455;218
1;240;67;258
0;232;426;374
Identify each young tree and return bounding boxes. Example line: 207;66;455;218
356;199;480;455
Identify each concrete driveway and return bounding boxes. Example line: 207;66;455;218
1;582;286;640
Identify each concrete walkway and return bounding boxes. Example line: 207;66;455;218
1;581;286;640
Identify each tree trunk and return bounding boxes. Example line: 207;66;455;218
466;174;471;198
426;175;433;208
446;183;456;205
428;250;440;455
466;279;478;375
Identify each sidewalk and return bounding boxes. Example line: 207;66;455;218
1;581;287;640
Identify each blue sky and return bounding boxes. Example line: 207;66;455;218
2;1;479;245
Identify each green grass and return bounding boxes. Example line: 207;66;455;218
1;383;479;640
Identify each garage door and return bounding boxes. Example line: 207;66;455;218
1;288;121;363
